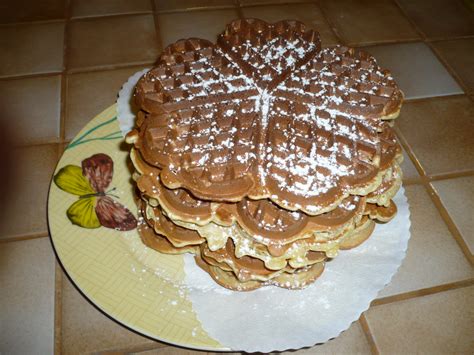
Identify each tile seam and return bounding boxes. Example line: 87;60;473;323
401;93;467;104
391;0;469;93
66;61;157;75
423;181;474;265
157;5;238;15
68;12;157;23
359;314;380;355
425;41;470;94
0;19;66;27
0;71;63;81
234;0;245;19
55;1;71;353
71;10;153;21
313;0;346;45
395;118;474;265
371;279;474;307
150;0;164;53
393;128;427;178
59;0;71;144
0;232;49;244
392;0;427;41
239;0;315;8
348;37;422;48
54;262;63;355
428;171;474;182
91;342;169;354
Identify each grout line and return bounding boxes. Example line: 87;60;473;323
12;140;64;150
66;61;156;75
349;37;422;48
150;0;164;53
393;128;427;178
0;71;63;81
60;0;72;143
0;45;153;82
238;0;315;8
423;182;474;265
371;279;474;307
234;0;245;19
391;0;469;93
70;10;153;21
428;170;474;182
425;41;470;94
426;34;474;42
96;342;171;354
0;232;49;244
359;314;380;355
394;129;473;265
402;178;422;186
313;0;346;45
68;12;156;23
392;0;427;41
55;2;71;353
156;5;238;15
0;18;66;27
400;93;467;104
11;137;63;148
54;262;63;355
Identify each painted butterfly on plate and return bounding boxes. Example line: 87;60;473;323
54;153;137;231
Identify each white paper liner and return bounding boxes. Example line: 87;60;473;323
117;70;411;352
183;188;410;352
117;68;151;137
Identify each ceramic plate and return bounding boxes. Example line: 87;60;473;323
48;104;226;351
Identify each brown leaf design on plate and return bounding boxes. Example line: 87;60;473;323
96;195;137;231
82;153;113;193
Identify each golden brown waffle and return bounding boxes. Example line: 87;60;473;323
127;18;403;215
139;199;204;248
365;200;398;223
137;220;198;255
128;18;405;292
195;252;325;291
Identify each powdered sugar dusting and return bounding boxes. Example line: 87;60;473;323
137;24;400;208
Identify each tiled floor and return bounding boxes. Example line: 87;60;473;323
1;0;473;354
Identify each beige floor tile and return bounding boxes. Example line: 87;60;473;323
367;286;474;353
363;42;463;100
320;0;419;46
0;75;61;145
65;66;147;140
397;0;474;39
431;176;474;255
241;3;340;46
61;275;163;353
0;238;55;354
0;22;65;78
155;0;235;12
68;15;159;70
0;144;59;239
400;147;421;184
157;9;239;47
134;321;370;354
0;0;65;24
378;185;473;298
432;38;474;93
240;0;310;5
279;321;371;354
134;348;209;354
71;0;152;18
395;97;474;175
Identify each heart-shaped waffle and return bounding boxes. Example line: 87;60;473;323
127;19;403;215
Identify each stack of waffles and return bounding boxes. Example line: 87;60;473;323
126;19;404;291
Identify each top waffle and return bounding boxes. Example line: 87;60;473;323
128;19;403;214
